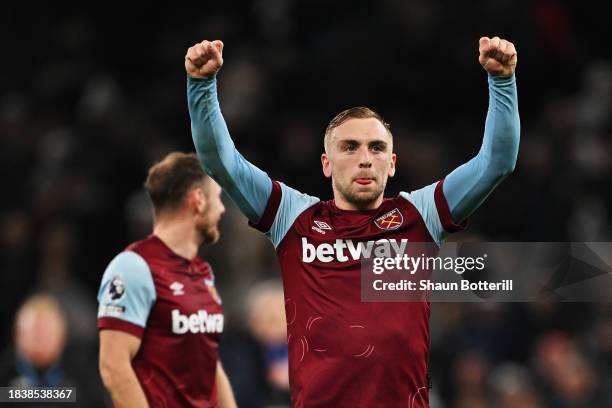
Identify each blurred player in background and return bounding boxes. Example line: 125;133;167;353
246;280;291;405
185;35;519;407
97;152;236;408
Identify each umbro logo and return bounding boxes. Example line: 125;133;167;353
170;281;184;296
314;221;331;230
312;220;332;235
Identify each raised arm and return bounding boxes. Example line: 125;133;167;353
185;40;272;222
443;36;520;223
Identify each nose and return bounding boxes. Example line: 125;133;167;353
358;147;372;168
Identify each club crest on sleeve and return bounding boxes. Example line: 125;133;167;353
108;275;126;303
374;208;403;231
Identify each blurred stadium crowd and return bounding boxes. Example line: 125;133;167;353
2;1;612;407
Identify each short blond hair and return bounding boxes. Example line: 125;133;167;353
16;294;65;324
324;106;392;153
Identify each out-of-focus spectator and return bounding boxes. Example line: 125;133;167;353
246;280;290;394
489;363;542;408
0;294;107;406
533;331;603;407
9;294;67;388
220;280;291;408
451;351;489;407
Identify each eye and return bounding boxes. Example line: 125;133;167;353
371;143;384;152
343;143;357;152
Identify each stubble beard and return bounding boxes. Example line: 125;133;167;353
334;177;386;209
196;215;220;245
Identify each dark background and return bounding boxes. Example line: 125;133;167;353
1;1;611;406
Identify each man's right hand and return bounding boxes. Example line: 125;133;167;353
185;40;224;79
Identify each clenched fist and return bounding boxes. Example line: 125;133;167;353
185;40;224;78
479;36;517;77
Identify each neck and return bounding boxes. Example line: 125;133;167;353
153;214;201;260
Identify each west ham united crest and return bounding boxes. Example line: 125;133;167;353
374;208;403;231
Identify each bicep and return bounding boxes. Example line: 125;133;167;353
222;151;273;223
215;361;225;382
443;145;513;223
99;329;142;389
443;156;492;223
100;329;142;362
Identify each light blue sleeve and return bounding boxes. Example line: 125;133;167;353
443;74;520;222
97;251;156;328
400;184;446;247
187;76;272;222
267;183;320;248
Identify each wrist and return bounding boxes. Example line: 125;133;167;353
187;74;216;83
488;72;515;86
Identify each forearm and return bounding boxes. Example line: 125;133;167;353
216;362;237;408
100;361;149;408
480;74;520;171
443;74;520;222
187;76;271;222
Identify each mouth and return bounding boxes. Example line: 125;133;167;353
354;177;375;186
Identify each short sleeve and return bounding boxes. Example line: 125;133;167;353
249;181;320;248
97;251;157;338
400;179;467;246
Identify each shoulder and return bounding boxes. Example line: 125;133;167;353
276;182;321;219
101;250;155;295
280;198;329;229
106;251;150;276
125;235;162;259
398;182;438;205
252;181;320;247
294;197;327;218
